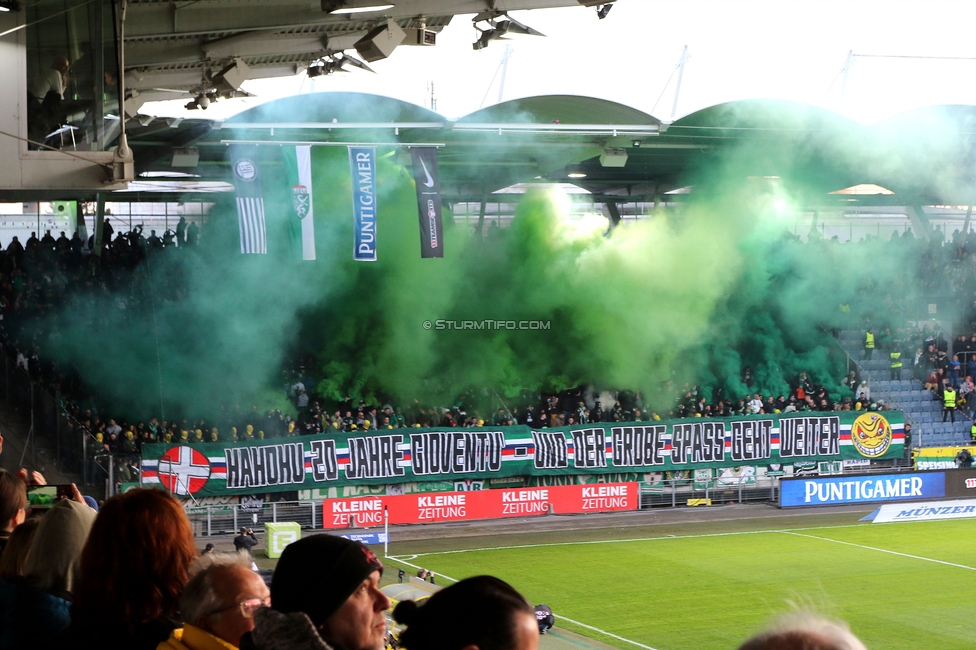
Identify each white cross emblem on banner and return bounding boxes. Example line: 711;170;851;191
158;446;212;495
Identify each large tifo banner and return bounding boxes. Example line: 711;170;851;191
141;411;904;497
322;483;636;528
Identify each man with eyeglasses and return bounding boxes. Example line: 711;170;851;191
159;553;271;650
240;534;391;650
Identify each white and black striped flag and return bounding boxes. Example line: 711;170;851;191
229;145;267;254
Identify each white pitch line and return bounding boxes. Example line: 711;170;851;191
386;556;659;650
551;616;660;650
780;531;976;571
394;523;872;559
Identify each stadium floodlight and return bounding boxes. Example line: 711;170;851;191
596;4;612;19
473;13;544;51
308;53;375;77
184;93;213;110
599;148;628;167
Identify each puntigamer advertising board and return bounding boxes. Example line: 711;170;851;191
781;472;943;507
141;411;904;497
782;468;976;508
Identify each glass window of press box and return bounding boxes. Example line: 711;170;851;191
25;0;120;151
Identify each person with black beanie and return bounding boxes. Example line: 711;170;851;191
240;534;389;650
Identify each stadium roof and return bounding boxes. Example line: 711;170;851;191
122;0;613;106
120;93;976;206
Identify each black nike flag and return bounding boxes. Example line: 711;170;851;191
410;147;444;259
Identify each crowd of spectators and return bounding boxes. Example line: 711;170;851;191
3;219;976;475
0;469;869;650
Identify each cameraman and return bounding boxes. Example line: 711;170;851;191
955;448;974;469
234;526;258;555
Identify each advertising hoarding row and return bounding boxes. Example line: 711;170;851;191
321;483;638;528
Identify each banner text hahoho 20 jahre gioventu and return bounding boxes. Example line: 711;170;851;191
141;412;905;497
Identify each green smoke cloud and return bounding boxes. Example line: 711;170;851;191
33;101;964;420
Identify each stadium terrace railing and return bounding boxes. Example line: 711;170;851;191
0;352;84;481
639;477;779;508
185;500;318;537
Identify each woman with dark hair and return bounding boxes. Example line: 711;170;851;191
0;517;38;580
0;469;27;555
70;488;197;649
393;576;538;650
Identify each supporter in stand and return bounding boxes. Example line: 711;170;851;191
240;535;388;650
393;575;538;650
0;470;27;556
738;613;867;650
0;517;38;581
0;498;97;648
159;553;270;650
69;488;197;650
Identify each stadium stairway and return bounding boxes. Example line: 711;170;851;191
837;330;972;447
0;398;77;484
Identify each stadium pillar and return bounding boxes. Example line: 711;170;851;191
605;201;621;229
477;194;488;237
906;206;931;241
93;195;106;256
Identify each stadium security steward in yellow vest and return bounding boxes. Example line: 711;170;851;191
944;387;956;408
944;385;958;423
890;350;903;379
865;331;875;348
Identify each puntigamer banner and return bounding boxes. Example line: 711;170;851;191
141;411;904;497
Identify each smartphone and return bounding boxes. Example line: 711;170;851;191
26;485;73;509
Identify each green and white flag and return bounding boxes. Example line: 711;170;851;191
282;145;317;261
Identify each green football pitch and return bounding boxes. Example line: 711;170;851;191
383;517;976;650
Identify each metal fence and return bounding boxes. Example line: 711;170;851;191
185;501;318;537
640;477;780;508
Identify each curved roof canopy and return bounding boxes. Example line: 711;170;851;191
126;93;976;206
